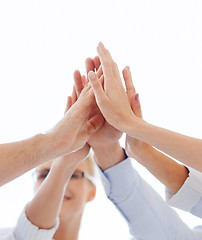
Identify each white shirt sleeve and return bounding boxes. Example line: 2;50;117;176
0;207;59;240
165;167;202;218
98;158;202;240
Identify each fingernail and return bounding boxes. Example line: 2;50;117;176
135;93;139;101
99;42;104;48
88;71;96;80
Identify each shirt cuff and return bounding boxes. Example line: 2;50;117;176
14;207;60;240
165;167;202;211
98;158;136;197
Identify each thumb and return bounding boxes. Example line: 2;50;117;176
86;114;105;135
64;96;72;114
131;93;143;118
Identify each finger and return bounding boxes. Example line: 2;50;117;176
100;74;104;88
85;58;95;75
74;70;84;97
93;56;101;71
79;82;92;96
122;66;136;102
123;66;136;94
131;93;143;118
82;75;88;86
94;56;103;78
88;71;107;106
96;65;103;79
71;86;77;104
64;96;72;114
97;42;122;88
97;43;113;80
87;114;105;135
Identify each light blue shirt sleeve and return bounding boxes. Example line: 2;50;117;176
166;167;202;219
99;158;202;240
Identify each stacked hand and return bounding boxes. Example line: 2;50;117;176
50;78;104;157
52;89;92;170
66;42;147;162
73;57;123;150
55;42;147;169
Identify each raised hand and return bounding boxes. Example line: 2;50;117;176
122;66;149;158
88;42;139;133
53;93;91;170
51;82;104;156
73;57;123;149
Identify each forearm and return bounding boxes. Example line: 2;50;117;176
126;118;202;172
92;142;125;171
102;159;198;240
0;133;64;187
26;160;76;229
131;144;189;194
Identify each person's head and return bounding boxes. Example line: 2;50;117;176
33;154;96;224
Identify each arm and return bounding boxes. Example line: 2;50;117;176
25;89;91;229
165;167;202;219
0;133;54;187
82;54;202;239
122;66;189;194
99;159;202;240
88;42;202;172
26;145;89;229
0;82;104;187
84;55;188;192
0;146;89;240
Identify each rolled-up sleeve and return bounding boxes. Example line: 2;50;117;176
166;167;202;218
1;207;60;240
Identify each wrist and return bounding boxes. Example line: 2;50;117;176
45;131;72;158
51;159;77;184
93;142;126;171
125;117;148;139
92;142;120;153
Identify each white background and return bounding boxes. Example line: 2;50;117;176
0;0;202;239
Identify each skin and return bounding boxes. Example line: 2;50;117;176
26;157;96;240
73;57;125;171
26;91;96;240
0;79;104;187
77;55;188;194
88;42;202;172
123;66;189;194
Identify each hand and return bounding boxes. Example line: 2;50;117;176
122;67;150;158
53;90;91;169
88;42;138;133
73;57;122;149
50;82;104;156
